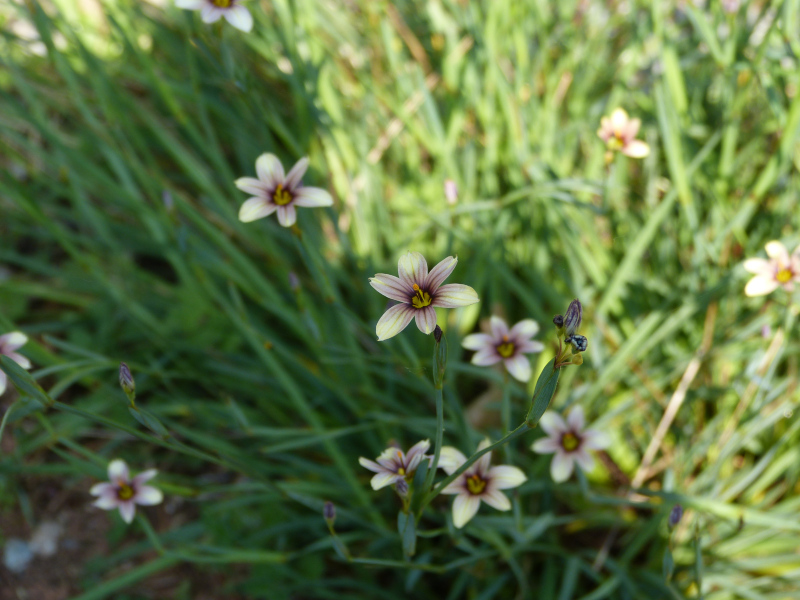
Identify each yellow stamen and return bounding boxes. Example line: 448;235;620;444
117;483;135;501
561;432;580;452
397;468;406;475
411;283;432;309
211;0;232;6
466;474;486;495
497;337;515;358
273;184;292;206
776;268;793;284
608;135;624;151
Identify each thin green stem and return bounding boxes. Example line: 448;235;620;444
418;422;530;511
421;387;444;498
0;401;19;444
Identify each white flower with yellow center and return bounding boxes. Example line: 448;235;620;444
462;316;544;382
531;406;610;482
369;253;479;341
90;459;163;524
743;240;800;296
175;0;253;32
597;108;650;158
358;440;431;490
236;154;333;227
437;440;527;529
0;332;31;396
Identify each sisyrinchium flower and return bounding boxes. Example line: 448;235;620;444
462;316;544;382
236;154;333;227
90;459;163;524
370;253;479;341
359;440;431;490
175;0;253;32
531;406;609;482
438;440;527;528
597;108;650;159
0;332;31;396
743;240;800;296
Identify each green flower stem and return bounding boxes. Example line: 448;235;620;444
421;387;444;497
418;422;530;511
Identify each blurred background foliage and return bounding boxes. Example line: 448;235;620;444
1;0;799;598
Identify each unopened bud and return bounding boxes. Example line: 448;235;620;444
564;299;582;336
395;479;409;497
668;504;683;528
553;314;564;328
571;353;583;366
323;501;336;526
432;326;447;389
119;363;136;403
566;334;587;353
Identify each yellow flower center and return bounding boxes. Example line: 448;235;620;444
608;135;625;151
273;184;293;206
561;432;580;452
397;467;406;476
776;268;793;283
117;483;135;501
411;283;432;309
466;474;487;495
497;336;515;358
211;0;233;7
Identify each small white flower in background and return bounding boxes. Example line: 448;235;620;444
90;459;163;524
236;154;333;227
438;440;526;528
743;240;800;297
175;0;253;33
0;332;31;396
370;253;480;341
359;440;431;490
444;179;458;205
462;316;544;382
597;108;650;159
531;406;610;483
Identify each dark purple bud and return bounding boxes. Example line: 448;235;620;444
433;326;447;389
395;479;409;497
564;299;582;336
323;501;336;525
553;314;564;328
119;363;135;400
433;325;443;343
668;504;683;528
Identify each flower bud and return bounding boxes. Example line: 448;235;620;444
571;353;583;366
119;363;136;403
323;501;336;527
395;479;409;497
668;504;683;529
433;325;447;389
553;314;564;328
564;299;582;336
566;334;587;353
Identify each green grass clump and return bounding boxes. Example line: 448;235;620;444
1;0;800;598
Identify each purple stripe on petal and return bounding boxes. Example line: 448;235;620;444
397;252;428;287
118;501;136;524
276;205;297;227
472;348;502;366
293;187;333;207
369;274;413;303
376;304;415;341
284;157;309;191
431;284;479;308
414;306;437;335
425;256;457;291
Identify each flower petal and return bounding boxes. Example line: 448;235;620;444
481;489;511;511
452;494;481;528
742;258;772;275
437;446;467;475
0;332;27;351
132;469;158;487
118;501;136;524
284;157;309;191
358;457;387;474
276;205;297;227
134;486;163;506
405;440;431;467
765;241;790;265
234;177;269;195
293;187;333;207
538;411;567;437
89;482;116;497
567;406;585;432
0;370;6;396
397;252;428;287
431;284;479;308
475;439;492;476
200;5;224;23
93;493;120;510
255;153;285;187
369;274;412;303
745;275;779;297
573;449;595;473
487;465;527;490
622;117;641;142
425;256;457;291
516;340;544;354
597;117;612;142
175;0;204;8
531;437;560;454
550;452;575;482
6;352;31;370
489;316;509;340
610;108;629;136
440;480;465;495
223;5;253;33
239;198;277;223
414;306;437;335
503;354;531;382
471;348;502;366
622;140;650;158
370;472;400;490
582;429;611;450
509;319;539;341
462;333;493;351
108;459;130;484
376;303;415;341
